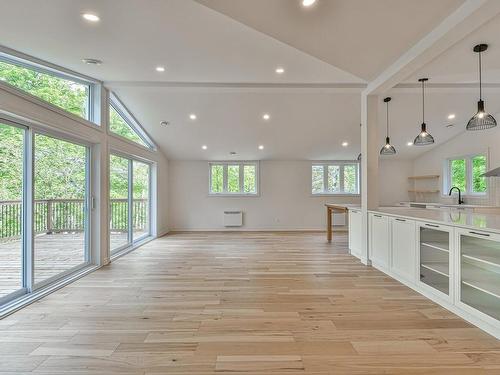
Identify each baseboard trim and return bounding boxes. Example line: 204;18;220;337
169;228;348;233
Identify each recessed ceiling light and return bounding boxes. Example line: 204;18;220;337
258;145;264;150
160;121;170;127
229;151;237;155
156;66;165;72
82;13;100;22
82;58;102;65
189;114;197;120
275;67;285;74
262;113;270;120
407;141;413;146
202;145;207;150
342;141;349;147
302;0;317;7
448;114;456;120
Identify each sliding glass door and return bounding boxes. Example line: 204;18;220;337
33;133;89;287
0;121;25;301
110;154;151;255
0;118;91;309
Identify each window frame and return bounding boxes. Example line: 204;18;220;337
0;48;101;125
311;161;360;196
0;115;94;309
108;93;156;150
444;153;488;197
208;161;259;196
109;151;153;256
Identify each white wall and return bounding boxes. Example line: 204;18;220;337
168;160;360;231
378;159;412;206
412;126;500;205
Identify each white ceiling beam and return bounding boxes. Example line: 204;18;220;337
364;0;500;95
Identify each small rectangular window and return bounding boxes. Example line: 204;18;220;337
0;58;93;121
445;154;487;195
209;162;258;195
311;162;360;195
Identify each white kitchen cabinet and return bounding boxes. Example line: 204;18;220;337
416;221;454;301
455;228;500;336
348;209;362;258
369;213;390;271
390;217;416;284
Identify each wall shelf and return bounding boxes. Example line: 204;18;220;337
408;189;440;193
408;175;440;180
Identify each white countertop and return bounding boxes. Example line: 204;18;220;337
399;201;500;209
370;206;500;235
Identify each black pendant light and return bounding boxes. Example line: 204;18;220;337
413;78;434;146
467;44;497;130
380;97;396;155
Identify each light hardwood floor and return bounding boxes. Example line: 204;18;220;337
0;232;499;374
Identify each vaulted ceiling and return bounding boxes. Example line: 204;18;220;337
0;0;498;160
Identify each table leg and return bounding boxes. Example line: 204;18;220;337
327;207;332;242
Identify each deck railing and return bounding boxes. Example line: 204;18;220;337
0;199;148;241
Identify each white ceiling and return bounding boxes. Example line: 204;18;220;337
196;0;465;81
111;86;362;160
0;0;499;161
0;0;361;84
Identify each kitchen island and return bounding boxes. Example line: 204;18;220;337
348;206;500;339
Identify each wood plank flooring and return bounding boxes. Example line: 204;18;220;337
0;232;499;374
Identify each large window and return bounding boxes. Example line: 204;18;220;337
0;119;91;306
109;94;153;148
209;162;258;195
109;154;151;255
0;57;93;121
312;162;359;195
445;154;487;195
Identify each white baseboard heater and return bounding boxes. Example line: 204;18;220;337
224;211;243;227
333;212;346;226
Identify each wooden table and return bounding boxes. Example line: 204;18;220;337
325;204;359;242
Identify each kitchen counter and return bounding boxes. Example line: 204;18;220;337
370;206;500;234
399;201;500;209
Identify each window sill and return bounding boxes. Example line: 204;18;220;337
311;193;360;197
208;193;260;198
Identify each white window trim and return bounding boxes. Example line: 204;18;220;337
311;161;360;196
0;47;101;125
109;93;156;150
208;161;259;197
443;153;488;197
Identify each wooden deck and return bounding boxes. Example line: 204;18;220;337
0;232;127;298
0;232;499;374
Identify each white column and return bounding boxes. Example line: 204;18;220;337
360;93;379;265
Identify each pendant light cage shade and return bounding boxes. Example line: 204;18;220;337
380;137;396;155
467;103;497;130
380;97;396;155
413;78;434;146
414;123;435;146
467;44;497;131
357;153;361;161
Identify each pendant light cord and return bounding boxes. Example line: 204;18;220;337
479;49;482;100
386;101;389;137
422;79;425;123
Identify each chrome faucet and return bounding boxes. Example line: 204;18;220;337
448;186;464;205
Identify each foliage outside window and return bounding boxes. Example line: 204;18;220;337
312;162;359;195
109;95;153;148
446;154;487;195
209;162;258;195
0;59;91;120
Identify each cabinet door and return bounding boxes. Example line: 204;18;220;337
369;213;390;270
456;228;500;325
349;210;362;258
391;217;416;283
417;222;453;299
